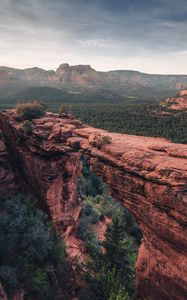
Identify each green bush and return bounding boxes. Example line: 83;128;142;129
22;120;33;135
59;104;72;117
90;133;112;149
81;201;100;224
15;101;46;120
85;237;100;258
0;193;66;299
78;158;104;197
84;266;130;300
109;286;130;300
77;218;91;241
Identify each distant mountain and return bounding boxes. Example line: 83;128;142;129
1;63;187;96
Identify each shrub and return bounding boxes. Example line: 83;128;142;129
77;218;91;241
15;101;46;120
85;236;100;258
80;197;101;223
59;104;72;117
89;133;112;149
109;286;130;300
22;120;33;135
87;266;124;300
78;158;104;197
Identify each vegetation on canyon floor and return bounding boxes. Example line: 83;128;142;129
0;160;140;299
0;193;67;300
76;159;141;300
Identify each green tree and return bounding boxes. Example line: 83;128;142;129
59;104;72;116
108;286;130;300
0;193;66;299
22;120;33;134
102;209;136;295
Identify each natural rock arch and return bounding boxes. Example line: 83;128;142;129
0;110;186;300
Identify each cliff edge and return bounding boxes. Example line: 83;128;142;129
0;110;186;300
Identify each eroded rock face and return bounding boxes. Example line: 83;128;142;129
161;91;187;111
0;281;24;300
0;130;15;194
0;111;82;233
0;282;7;300
0;110;186;300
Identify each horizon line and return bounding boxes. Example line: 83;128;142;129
1;63;187;76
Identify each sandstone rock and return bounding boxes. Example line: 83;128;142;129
161;94;187;111
0;131;15;194
0;282;24;300
48;123;62;141
12;289;24;300
179;89;187;96
0;282;7;300
88;132;112;149
0;110;186;300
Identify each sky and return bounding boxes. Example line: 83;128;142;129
0;0;187;74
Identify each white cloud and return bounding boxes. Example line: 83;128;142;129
78;39;115;49
0;0;187;73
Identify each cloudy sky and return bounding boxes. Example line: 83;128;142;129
0;0;187;73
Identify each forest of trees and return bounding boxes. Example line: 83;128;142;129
76;159;141;300
0;193;68;299
72;102;186;143
0;88;186;143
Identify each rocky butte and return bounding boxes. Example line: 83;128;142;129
0;110;186;300
161;89;187;111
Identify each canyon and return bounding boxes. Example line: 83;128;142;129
0;110;186;300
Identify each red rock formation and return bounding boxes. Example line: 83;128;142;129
0;110;186;300
161;91;187;110
0;282;7;300
179;90;187;97
0;111;82;233
0;131;15;194
0;282;24;300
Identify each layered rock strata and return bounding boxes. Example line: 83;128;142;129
0;130;15;194
0;110;186;300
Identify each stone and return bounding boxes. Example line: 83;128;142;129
0;110;186;300
0;281;24;300
0;282;7;300
0;131;15;194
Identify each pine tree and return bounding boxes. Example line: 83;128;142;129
116;287;130;300
108;285;130;300
103;208;126;265
102;208;136;295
